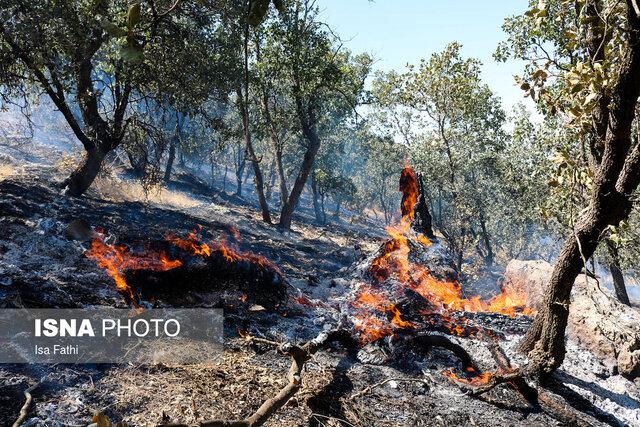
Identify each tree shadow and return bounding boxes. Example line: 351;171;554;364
307;356;355;427
547;374;627;427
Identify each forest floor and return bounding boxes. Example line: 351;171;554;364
1;139;639;426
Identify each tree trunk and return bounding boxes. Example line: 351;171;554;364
237;9;271;223
319;192;327;224
63;148;106;197
266;158;276;201
275;147;288;207
333;196;342;221
479;214;494;267
209;152;216;187
520;2;640;379
223;162;228;192
277;116;322;231
235;158;245;197
311;173;323;224
606;240;631;305
164;132;177;183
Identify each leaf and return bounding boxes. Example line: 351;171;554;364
127;2;141;29
248;0;270;26
100;19;128;38
584;92;598;106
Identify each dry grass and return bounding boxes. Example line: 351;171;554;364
0;163;17;180
91;172;203;210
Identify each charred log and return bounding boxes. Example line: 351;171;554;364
122;241;286;309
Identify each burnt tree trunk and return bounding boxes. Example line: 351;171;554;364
520;3;640;379
235;152;245;197
479;213;494;267
333;196;342;221
606;240;630;305
255;34;289;208
266;158;276;201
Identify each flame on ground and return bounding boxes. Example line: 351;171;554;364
86;229;281;300
86;238;182;301
442;368;495;386
353;166;535;344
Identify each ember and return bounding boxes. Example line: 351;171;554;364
352;166;535;344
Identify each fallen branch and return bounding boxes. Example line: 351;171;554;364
12;381;39;427
391;332;478;371
447;340;603;426
160;330;358;427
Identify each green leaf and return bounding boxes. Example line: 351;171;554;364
100;19;127;38
248;0;270;26
127;2;141;29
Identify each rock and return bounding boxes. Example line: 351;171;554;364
502;259;549;310
504;259;640;379
617;338;640;379
64;219;93;242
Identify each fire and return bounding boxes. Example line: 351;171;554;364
167;232;212;256
400;166;419;220
86;228;281;302
86;238;182;301
443;368;494;386
353;166;535;344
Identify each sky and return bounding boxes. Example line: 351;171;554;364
315;0;533;113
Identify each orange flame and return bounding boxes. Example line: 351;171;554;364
443;368;494;386
86;229;281;301
353;165;535;343
86;238;182;300
167;232;211;257
399;166;418;220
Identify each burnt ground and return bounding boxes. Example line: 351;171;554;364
0;142;639;426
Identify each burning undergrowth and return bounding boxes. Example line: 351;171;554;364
85;227;286;308
346;166;535;346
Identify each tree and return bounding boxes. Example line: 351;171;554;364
265;0;371;230
499;0;640;378
372;43;507;271
0;0;230;196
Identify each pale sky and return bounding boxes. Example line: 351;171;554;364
316;0;534;113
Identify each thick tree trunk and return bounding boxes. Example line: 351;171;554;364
520;2;640;379
278;118;322;230
63;148;106;197
606;241;631;305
